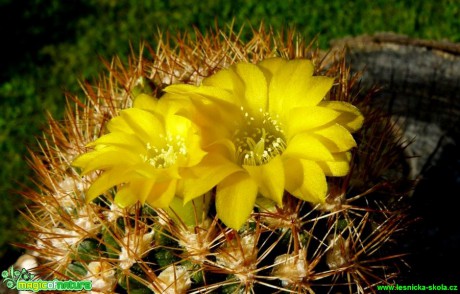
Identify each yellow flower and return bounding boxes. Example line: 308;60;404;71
165;58;363;229
72;94;206;208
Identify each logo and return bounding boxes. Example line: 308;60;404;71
2;266;92;292
2;266;34;290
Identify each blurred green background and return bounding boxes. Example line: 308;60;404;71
1;0;458;265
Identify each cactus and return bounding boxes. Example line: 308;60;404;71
19;25;412;293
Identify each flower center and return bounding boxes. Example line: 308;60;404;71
141;135;187;168
234;107;286;166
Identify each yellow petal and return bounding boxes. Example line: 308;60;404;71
216;172;258;230
106;115;132;134
314;124;357;152
181;153;241;203
134;163;179;181
72;151;99;170
284;133;334;161
165;85;243;146
234;62;268;113
204;138;237;162
243;156;284;205
164;112;191;138
133;93;158;111
146;180;177;208
318;101;364;132
203;67;241;93
268;59;315;113
317;152;352;176
165;83;235;106
119;108;165;144
74;147;139;174
257;57;288;83
283;157;303;193
184;96;241;146
285;159;327;204
182;133;207;167
113;186;139;208
156;93;195;121
128;180;156;204
86;168;131;202
88;132;144;152
158;92;194;116
285;106;341;139
299;76;334;107
114;179;156;207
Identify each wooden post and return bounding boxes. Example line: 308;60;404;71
331;33;460;284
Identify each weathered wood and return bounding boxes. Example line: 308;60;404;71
331;33;460;176
330;33;460;283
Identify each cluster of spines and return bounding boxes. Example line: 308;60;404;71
18;24;412;293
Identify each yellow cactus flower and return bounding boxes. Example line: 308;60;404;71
165;58;363;229
72;94;206;208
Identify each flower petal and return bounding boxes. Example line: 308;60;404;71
146;180;177;208
113;186;139;208
205;138;237;162
165;86;243;146
165;83;235;106
203;67;241;93
181;153;241;203
299;76;334;107
243;156;284;205
268;59;318;113
118;108;165;144
216;172;258;230
285;106;341;139
179;96;240;146
114;179;155;207
133;93;158;111
132;180;156;204
317;152;352;176
182;133;207;167
106;115;130;133
72;151;99;171
313;124;357;152
284;133;334;161
86;168;132;202
283;157;303;194
234;62;268;113
318;101;364;132
134;163;179;181
73;147;140;174
285;159;327;203
165;115;189;138
87;132;145;152
257;57;288;82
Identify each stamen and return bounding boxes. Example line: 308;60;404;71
234;107;286;166
140;135;187;168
